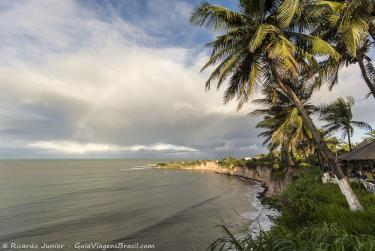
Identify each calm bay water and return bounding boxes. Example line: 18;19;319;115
0;159;260;251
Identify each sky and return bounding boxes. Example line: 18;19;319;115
0;0;374;159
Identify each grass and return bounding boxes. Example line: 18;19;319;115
210;169;375;250
268;170;375;235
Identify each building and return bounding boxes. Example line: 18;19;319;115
338;139;375;178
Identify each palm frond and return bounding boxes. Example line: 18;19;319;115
190;2;245;32
351;121;372;131
277;0;300;29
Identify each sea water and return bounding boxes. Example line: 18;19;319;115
0;159;261;250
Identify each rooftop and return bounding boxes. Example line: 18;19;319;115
339;140;375;161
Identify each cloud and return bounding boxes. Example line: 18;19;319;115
0;0;373;158
29;141;198;154
0;0;263;158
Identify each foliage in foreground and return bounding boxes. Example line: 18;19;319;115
209;223;375;251
209;171;375;250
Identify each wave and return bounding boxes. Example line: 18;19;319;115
247;185;280;238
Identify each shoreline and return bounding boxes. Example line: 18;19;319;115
156;160;300;197
214;171;269;199
156;161;287;236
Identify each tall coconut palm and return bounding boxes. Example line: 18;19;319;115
317;0;375;98
318;97;372;151
251;84;316;165
191;0;363;211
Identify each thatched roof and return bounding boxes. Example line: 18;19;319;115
339;140;375;161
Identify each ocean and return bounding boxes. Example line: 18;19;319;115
0;159;261;250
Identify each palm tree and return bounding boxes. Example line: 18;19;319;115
191;0;363;211
318;97;372;151
251;84;316;165
317;0;375;98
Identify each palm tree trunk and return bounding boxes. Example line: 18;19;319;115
356;54;375;99
347;129;352;151
316;151;323;174
368;22;375;42
278;82;364;211
281;142;289;166
290;151;296;166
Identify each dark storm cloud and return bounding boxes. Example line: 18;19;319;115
0;94;91;141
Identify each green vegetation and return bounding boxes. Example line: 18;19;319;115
268;171;375;234
210;170;375;250
324;136;351;156
157;154;314;176
217;156;274;169
156;160;207;168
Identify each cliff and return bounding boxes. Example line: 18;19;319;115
159;161;301;197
